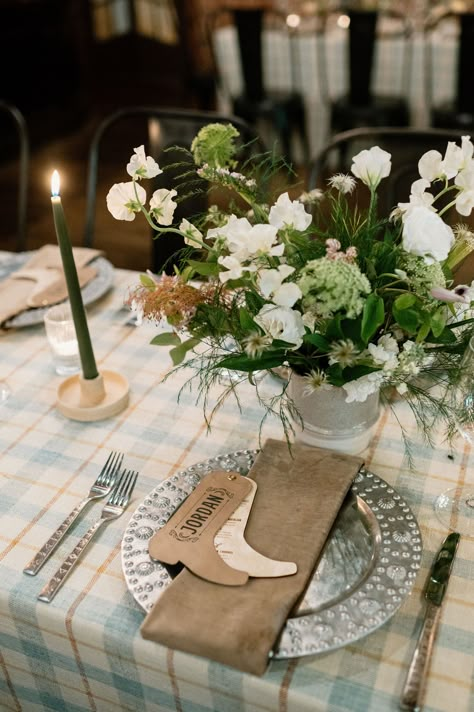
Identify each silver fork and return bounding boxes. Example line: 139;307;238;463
38;468;139;603
23;451;124;576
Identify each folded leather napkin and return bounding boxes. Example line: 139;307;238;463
140;439;363;675
0;244;102;328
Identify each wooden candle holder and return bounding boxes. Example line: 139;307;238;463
56;369;129;422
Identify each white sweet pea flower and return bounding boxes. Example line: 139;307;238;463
418;137;474;182
218;255;256;283
351;146;391;190
207;215;252;257
418;149;443;182
268;192;312;231
150;188;177;225
442;137;474;179
126;145;162;179
179;218;203;246
106;182;146;221
258;265;294;297
398;178;435;216
247;223;284;257
402;205;454;264
455;167;474;216
272;283;302;307
258;265;301;307
254;304;305;348
218;255;244;282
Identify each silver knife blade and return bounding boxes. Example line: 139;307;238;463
400;532;460;711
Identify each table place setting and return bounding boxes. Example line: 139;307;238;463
0;124;473;712
0;243;108;329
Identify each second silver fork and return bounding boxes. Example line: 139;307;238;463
38;468;139;603
23;451;124;576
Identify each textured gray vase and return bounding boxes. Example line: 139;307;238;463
288;373;380;455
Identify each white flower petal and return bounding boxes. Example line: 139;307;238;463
106;182;146;221
351;146;391;189
268;192;312;231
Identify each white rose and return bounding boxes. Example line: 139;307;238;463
106;182;146;221
126;145;162;179
269;192;312;231
351;146;391;189
402;205;454;264
254;304;305;348
150;188;177;225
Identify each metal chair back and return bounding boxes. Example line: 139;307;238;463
0;101;29;251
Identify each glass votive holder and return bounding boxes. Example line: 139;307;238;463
44;303;81;376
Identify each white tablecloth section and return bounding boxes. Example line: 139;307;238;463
0;260;472;711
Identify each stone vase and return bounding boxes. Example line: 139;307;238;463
288;373;381;455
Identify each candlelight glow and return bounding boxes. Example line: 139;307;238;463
51;170;60;197
286;14;301;29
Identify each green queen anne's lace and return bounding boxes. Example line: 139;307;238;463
402;254;446;298
298;257;371;319
190;123;240;169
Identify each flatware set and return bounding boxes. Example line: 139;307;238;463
23;451;138;603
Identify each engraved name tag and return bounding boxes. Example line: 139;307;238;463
148;471;252;586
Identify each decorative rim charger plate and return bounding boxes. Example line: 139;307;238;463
0;253;114;328
122;451;422;659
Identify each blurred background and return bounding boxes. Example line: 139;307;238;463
1;0;472;273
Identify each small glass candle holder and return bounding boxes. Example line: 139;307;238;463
44;303;81;376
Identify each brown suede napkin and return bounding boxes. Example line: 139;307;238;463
140;439;363;675
0;245;103;327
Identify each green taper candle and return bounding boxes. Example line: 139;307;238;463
51;170;98;380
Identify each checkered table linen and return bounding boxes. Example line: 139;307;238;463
213;25;458;161
0;263;472;712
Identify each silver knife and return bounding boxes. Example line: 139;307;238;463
400;531;460;711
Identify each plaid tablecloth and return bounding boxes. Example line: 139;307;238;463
0;263;472;712
213;25;458;160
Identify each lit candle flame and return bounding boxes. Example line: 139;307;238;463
51;170;60;197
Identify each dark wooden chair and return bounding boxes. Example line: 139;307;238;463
208;7;309;165
425;9;474;130
0;101;29;252
317;7;413;136
307;126;474;283
308;125;469;216
83;107;263;273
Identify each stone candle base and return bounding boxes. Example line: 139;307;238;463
56;370;129;422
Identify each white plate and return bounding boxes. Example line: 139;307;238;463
122;450;422;659
0;253;114;328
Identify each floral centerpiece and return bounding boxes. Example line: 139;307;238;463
107;125;474;454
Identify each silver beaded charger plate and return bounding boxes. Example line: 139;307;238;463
121;450;422;659
0;253;114;328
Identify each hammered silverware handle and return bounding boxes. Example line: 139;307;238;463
37;518;106;603
400;603;441;711
23;497;93;576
